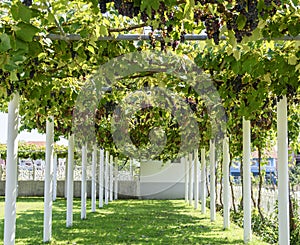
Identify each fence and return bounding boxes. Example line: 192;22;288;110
0;158;137;182
215;184;300;216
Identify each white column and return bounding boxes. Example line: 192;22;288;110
66;134;74;227
114;157;118;200
277;95;290;245
188;152;193;205
43;116;54;242
109;155;114;202
210;140;216;222
184;156;189;203
81;144;87;219
104;151;109;205
194;149;199;209
91;145;97;212
4;93;19;245
99;149;104;208
52;154;57;201
201;148;206;214
243;118;252;242
223;136;230;229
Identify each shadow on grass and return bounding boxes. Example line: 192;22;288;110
0;198;245;244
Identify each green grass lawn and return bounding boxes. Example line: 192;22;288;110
0;197;269;244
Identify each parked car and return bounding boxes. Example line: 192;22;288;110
230;158;277;185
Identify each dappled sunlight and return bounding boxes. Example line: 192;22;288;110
0;197;269;244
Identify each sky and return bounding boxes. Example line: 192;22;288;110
0;112;68;145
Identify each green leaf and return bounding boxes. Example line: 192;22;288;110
184;0;195;21
11;38;28;53
28;41;42;57
233;49;241;61
87;45;95;54
288;54;297;65
237;14;247;30
0;33;12;52
10;71;18;82
15;22;40;42
11;3;32;23
99;25;108;36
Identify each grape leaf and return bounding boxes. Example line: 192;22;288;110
0;33;11;52
15;22;40;42
11;3;32;23
184;0;195;21
237;14;247;30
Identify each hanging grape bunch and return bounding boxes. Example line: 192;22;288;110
106;0;140;18
228;0;281;42
99;0;283;45
22;0;32;6
204;15;220;44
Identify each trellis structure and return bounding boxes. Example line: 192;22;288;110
3;62;291;245
1;1;299;244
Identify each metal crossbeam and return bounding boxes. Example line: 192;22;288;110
47;33;300;41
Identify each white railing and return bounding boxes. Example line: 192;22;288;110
215;184;300;216
0;159;137;182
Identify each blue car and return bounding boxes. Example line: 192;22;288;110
230;158;277;185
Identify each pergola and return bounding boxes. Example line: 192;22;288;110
3;41;291;244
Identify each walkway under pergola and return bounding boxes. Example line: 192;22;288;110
3;49;290;245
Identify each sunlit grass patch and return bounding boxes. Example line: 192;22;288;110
0;198;269;244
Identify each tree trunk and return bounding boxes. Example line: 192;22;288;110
219;158;223;207
206;168;210;197
239;156;244;209
215;157;218;209
251;184;257;208
229;153;237;213
289;184;296;233
257;147;264;220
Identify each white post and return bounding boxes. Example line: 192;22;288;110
109;155;114;202
188;152;193;205
43;116;54;242
105;151;109;205
210;140;216;222
277;95;290;245
81;144;87;219
91;145;97;212
99;149;104;208
243;118;252;242
66;134;74;227
114;157;118;200
184;156;189;203
201;148;206;214
223;136;230;229
4;93;19;245
194;149;199;209
52;154;57;201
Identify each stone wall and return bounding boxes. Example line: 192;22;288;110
0;180;138;199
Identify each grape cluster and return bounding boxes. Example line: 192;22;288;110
195;0;218;4
185;97;198;112
226;0;259;42
194;9;207;25
22;0;32;6
99;0;140;17
227;0;281;42
194;0;282;43
228;75;244;94
260;0;281;18
204;15;220;44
